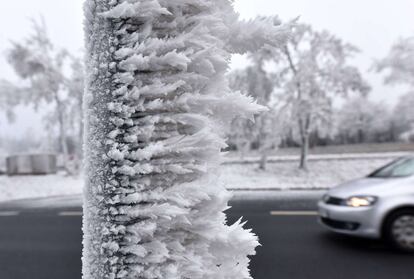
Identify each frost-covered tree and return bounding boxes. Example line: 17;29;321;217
376;36;414;86
274;24;370;170
228;49;283;170
376;36;414;141
228;70;257;158
0;80;21;125
66;57;86;171
336;96;392;143
392;92;414;141
82;1;291;278
6;19;84;174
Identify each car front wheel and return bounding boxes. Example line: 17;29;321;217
384;209;414;252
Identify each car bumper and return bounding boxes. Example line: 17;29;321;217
317;201;380;238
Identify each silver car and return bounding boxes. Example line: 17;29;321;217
318;156;414;251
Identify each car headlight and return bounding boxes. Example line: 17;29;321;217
346;196;377;207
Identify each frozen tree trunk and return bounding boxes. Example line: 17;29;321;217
284;46;309;170
54;93;71;174
259;153;268;170
240;141;249;160
82;1;290;278
299;134;309;170
298;118;309;171
258;116;270;171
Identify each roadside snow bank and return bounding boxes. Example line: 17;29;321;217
223;152;410;164
0;154;400;202
221;157;393;190
0;174;83;202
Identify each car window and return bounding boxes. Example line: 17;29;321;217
368;157;414;178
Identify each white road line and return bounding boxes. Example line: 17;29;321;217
270;211;318;216
0;211;19;217
58;211;83;216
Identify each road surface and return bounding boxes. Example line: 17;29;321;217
0;191;413;279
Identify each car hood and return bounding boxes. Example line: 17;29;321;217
328;176;412;198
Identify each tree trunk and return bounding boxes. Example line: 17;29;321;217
54;94;70;174
299;133;309;170
259;152;268;170
299;117;310;171
358;128;364;143
239;141;248;160
285;46;310;171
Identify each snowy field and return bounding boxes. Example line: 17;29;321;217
220;157;393;190
225;143;414;157
0;153;404;202
0;174;83;203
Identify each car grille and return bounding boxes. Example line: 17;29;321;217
325;196;346;206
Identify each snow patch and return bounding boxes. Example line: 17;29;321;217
0;174;83;203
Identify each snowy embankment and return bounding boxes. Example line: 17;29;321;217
221;154;401;190
222;151;410;164
0;152;407;202
0;174;83;203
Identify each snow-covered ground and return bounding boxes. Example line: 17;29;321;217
221;157;393;190
0;153;401;202
0;174;83;203
222;151;410;164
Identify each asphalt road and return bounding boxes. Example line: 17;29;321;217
0;192;413;279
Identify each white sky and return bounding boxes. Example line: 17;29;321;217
232;0;414;105
0;0;413;137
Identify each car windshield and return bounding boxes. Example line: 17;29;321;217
368;157;414;178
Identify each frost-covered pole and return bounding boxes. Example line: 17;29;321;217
83;1;290;278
